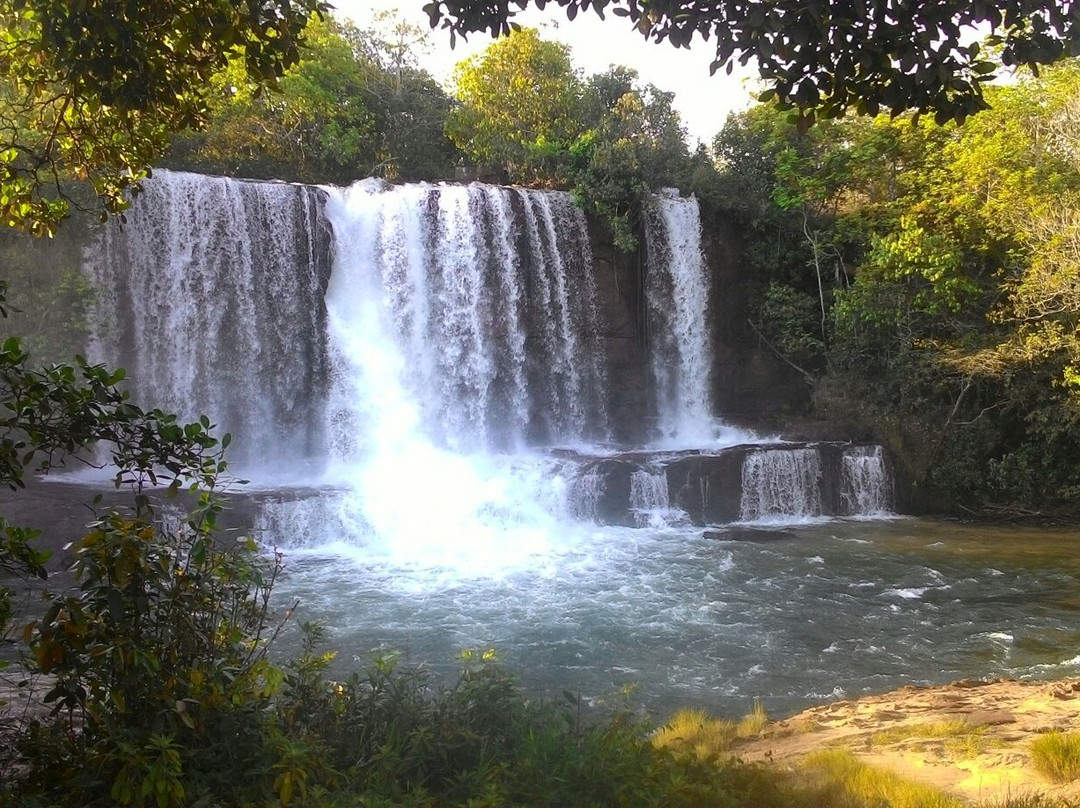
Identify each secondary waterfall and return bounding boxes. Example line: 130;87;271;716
841;445;893;515
84;171;332;473
644;189;714;445
740;447;824;522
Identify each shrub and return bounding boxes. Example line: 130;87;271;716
14;491;287;806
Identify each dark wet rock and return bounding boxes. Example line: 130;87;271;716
703;529;799;543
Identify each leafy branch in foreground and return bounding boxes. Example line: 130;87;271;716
0;0;327;235
0;336;225;494
426;0;1080;129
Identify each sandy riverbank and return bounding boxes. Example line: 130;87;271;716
733;677;1080;804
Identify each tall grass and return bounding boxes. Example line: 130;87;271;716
738;698;770;737
652;700;769;763
1031;732;1080;783
871;719;989;759
652;708;739;762
803;748;964;808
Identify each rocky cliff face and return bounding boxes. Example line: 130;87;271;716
699;207;813;425
586;203;814;446
587;225;649;444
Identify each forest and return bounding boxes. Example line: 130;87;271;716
3;0;1080;805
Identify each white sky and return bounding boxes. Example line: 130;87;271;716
329;1;757;146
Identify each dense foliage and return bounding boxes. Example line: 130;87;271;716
717;59;1080;515
426;0;1080;129
446;27;584;180
168;14;460;183
0;0;326;234
446;27;698;248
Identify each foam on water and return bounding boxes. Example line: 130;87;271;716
265;519;1080;715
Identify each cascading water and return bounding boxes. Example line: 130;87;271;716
629;467;678;527
739;447;824;522
644;190;715;446
327;181;607;454
277;179;610;566
841;445;893;515
85;170;332;474
569;469;605;522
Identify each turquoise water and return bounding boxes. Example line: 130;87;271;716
268;517;1080;720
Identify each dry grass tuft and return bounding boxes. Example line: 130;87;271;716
1031;731;1080;783
803;748;964;808
737;699;769;738
652;701;770;763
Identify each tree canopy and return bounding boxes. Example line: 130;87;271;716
424;1;1080;129
0;0;326;234
169;14;459;183
717;58;1080;512
447;27;583;176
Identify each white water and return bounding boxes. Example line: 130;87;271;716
84;171;330;473
841;445;893;515
298;180;613;569
630;467;682;528
321;180;608;460
644;189;721;446
740;448;824;523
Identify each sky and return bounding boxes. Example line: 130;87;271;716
329;1;757;146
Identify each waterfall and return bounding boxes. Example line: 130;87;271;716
82;169;897;559
629;466;682;527
322;181;609;457
569;468;605;521
85;170;332;473
312;180;607;561
841;445;893;515
630;468;669;511
644;189;714;445
740;447;823;522
87;172;608;471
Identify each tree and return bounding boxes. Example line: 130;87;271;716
716;59;1080;512
446;27;584;181
0;0;326;235
168;15;380;183
424;0;1080;128
348;11;461;180
168;13;460;183
445;30;694;245
572;66;691;248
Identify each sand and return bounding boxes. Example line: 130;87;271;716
734;677;1080;804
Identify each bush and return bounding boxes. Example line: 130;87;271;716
13;494;287;806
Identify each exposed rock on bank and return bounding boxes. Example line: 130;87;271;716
736;677;1080;804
